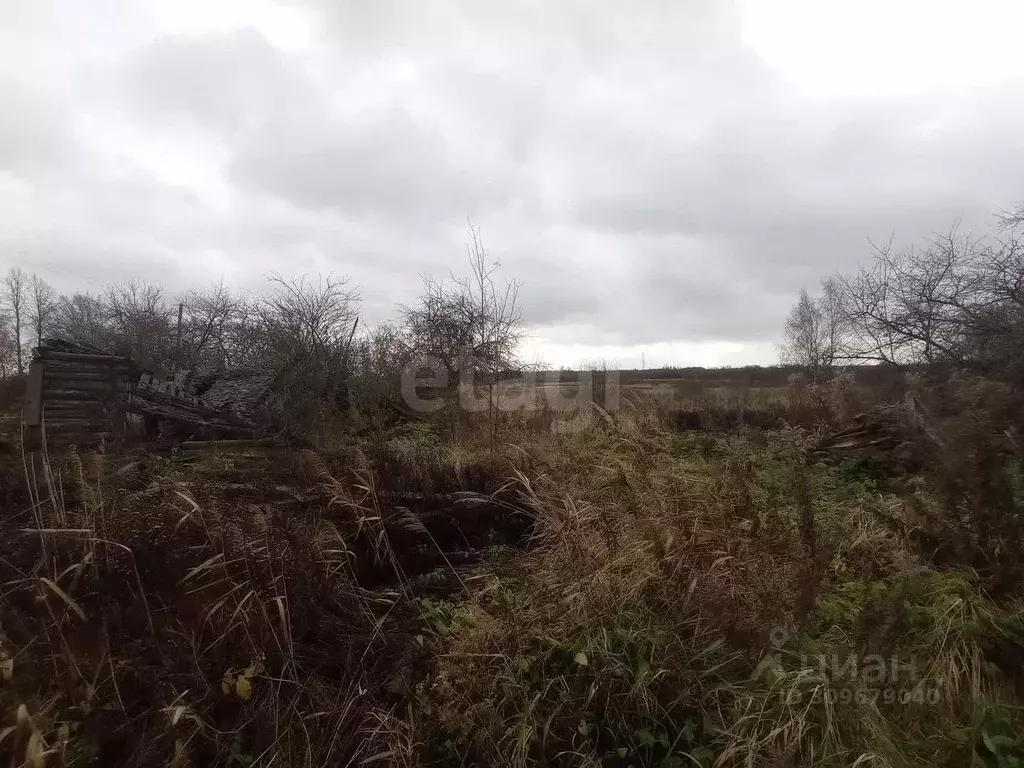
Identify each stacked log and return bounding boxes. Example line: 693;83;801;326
24;340;264;449
24;347;134;447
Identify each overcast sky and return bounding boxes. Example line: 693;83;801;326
2;1;1023;368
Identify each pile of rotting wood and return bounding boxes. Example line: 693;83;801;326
813;394;950;474
25;339;270;445
191;369;277;424
132;373;261;440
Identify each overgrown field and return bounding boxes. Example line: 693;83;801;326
3;380;1024;766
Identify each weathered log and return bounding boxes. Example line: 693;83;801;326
132;388;254;428
44;388;123;400
35;350;133;366
130;402;251;436
41;405;112;417
43;378;124;392
43;370;127;383
39;361;132;375
41;418;113;429
384;491;491;503
43;391;121;402
24;361;44;427
41;414;113;426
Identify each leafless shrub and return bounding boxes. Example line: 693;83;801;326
403;228;522;383
349;321;414;423
401;224;525;437
255;272;360;432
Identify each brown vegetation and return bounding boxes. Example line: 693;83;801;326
3;211;1024;766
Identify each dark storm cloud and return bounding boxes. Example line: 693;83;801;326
1;0;1021;363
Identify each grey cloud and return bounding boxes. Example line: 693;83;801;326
563;87;1024;294
127;28;313;134
1;0;1022;363
0;74;72;171
229;103;529;220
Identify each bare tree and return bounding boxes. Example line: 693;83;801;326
176;281;244;370
780;209;1024;384
2;268;27;373
833;227;987;367
968;214;1024;378
402;225;524;387
47;281;175;363
51;292;116;351
217;296;265;370
779;281;843;378
27;274;57;347
401;226;524;438
0;313;15;379
103;280;174;363
466;226;524;434
259;273;359;363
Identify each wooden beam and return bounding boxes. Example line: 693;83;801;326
41;360;132;372
35;350;133;367
43;378;123;391
43;370;127;382
24;360;44;426
42;405;111;416
43;391;120;403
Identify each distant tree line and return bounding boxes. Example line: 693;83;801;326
781;203;1024;383
0;226;524;431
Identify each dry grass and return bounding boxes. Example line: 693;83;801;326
3;384;1024;766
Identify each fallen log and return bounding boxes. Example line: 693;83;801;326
130;386;255;432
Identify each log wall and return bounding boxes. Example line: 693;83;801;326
24;348;133;448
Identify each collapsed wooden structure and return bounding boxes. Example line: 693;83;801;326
814;394;960;474
23;340;263;448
